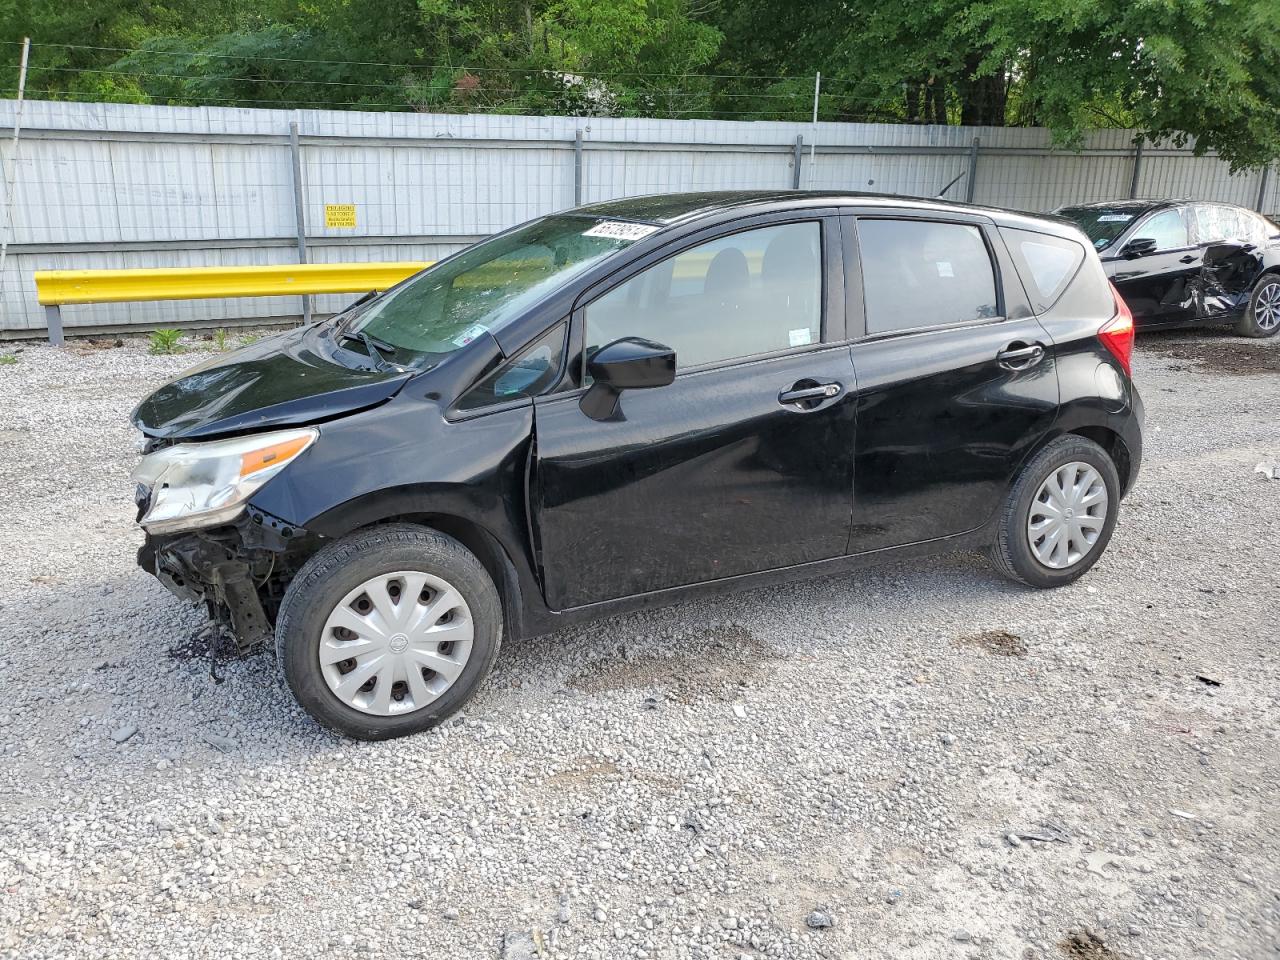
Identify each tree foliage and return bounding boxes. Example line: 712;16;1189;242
1;0;1278;167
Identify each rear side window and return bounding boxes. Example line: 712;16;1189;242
857;219;999;334
1001;228;1086;313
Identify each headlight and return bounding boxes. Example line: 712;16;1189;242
131;427;317;535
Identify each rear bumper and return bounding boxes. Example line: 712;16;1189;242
1120;384;1144;496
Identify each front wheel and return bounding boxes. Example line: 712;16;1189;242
275;523;502;740
1235;274;1280;338
989;436;1121;589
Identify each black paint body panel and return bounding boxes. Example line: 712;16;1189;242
132;191;1144;642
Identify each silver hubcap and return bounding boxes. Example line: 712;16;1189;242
1255;282;1280;331
319;571;474;716
1027;461;1109;570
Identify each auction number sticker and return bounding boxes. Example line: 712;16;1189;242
583;220;659;241
1097;214;1133;222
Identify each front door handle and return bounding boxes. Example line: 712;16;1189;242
1179;254;1198;264
996;342;1046;370
779;382;842;405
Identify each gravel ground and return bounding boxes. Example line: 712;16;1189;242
0;330;1277;960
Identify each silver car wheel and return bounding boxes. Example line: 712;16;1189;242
1255;280;1280;331
318;570;474;716
1026;461;1109;570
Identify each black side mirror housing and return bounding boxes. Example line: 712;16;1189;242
1120;237;1158;258
580;337;676;421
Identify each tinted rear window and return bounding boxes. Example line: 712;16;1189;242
1001;228;1086;313
858;219;999;334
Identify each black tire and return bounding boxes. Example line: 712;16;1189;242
1234;273;1280;338
275;523;502;740
988;435;1121;589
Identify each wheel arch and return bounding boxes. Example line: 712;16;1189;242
304;491;539;642
1017;422;1134;496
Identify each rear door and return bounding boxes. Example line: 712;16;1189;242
1104;205;1198;327
1192;204;1267;318
843;213;1060;552
531;213;857;610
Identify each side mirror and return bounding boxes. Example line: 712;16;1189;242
580;337;675;421
1120;237;1157;258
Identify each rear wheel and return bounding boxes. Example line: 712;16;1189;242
989;435;1120;588
1234;274;1280;338
275;523;502;740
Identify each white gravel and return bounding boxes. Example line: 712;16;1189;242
0;331;1278;960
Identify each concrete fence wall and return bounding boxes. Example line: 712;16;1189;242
1;99;1275;336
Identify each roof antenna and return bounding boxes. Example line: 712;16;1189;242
936;170;966;198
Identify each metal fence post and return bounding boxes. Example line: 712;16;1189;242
965;137;980;203
289;120;311;324
1255;164;1271;212
45;304;63;345
1129;137;1144;199
792;136;804;189
574;129;584;206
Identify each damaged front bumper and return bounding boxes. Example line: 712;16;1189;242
136;504;317;653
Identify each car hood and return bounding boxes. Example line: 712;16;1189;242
131;326;413;440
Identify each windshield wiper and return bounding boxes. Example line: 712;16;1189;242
338;329;400;371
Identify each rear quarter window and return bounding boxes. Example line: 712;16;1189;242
1001;228;1086;313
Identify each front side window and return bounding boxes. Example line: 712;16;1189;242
1133;208;1189;251
859;219;999;334
585;221;822;371
340;216;652;369
456;323;567;412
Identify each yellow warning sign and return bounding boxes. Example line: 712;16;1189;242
324;204;357;228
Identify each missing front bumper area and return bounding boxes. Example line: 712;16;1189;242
138;510;315;655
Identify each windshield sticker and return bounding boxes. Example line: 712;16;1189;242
936;260;955;278
583;220;660;241
788;328;813;347
451;323;489;347
1097;214;1134;222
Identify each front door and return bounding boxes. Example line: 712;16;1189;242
845;216;1060;552
1104;206;1199;328
531;217;857;610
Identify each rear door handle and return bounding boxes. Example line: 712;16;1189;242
1179;254;1198;264
996;342;1046;370
779;382;842;405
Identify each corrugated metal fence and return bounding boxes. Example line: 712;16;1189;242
1;99;1275;336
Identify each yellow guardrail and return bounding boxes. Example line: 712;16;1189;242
34;261;432;306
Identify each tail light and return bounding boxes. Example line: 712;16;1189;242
1099;283;1135;376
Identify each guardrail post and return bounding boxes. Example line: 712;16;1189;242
1255;164;1271;212
289;120;311;324
574;130;584;206
1129;137;1144;199
45;304;63;345
965;137;980;203
792;136;804;189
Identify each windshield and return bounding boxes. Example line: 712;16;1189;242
339;215;656;367
1055;206;1144;252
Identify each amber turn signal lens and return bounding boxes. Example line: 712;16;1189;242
240;435;313;478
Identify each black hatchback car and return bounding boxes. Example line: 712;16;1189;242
1055;199;1280;337
131;191;1142;740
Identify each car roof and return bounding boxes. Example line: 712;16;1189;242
568;190;1088;239
1056;198;1187;215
